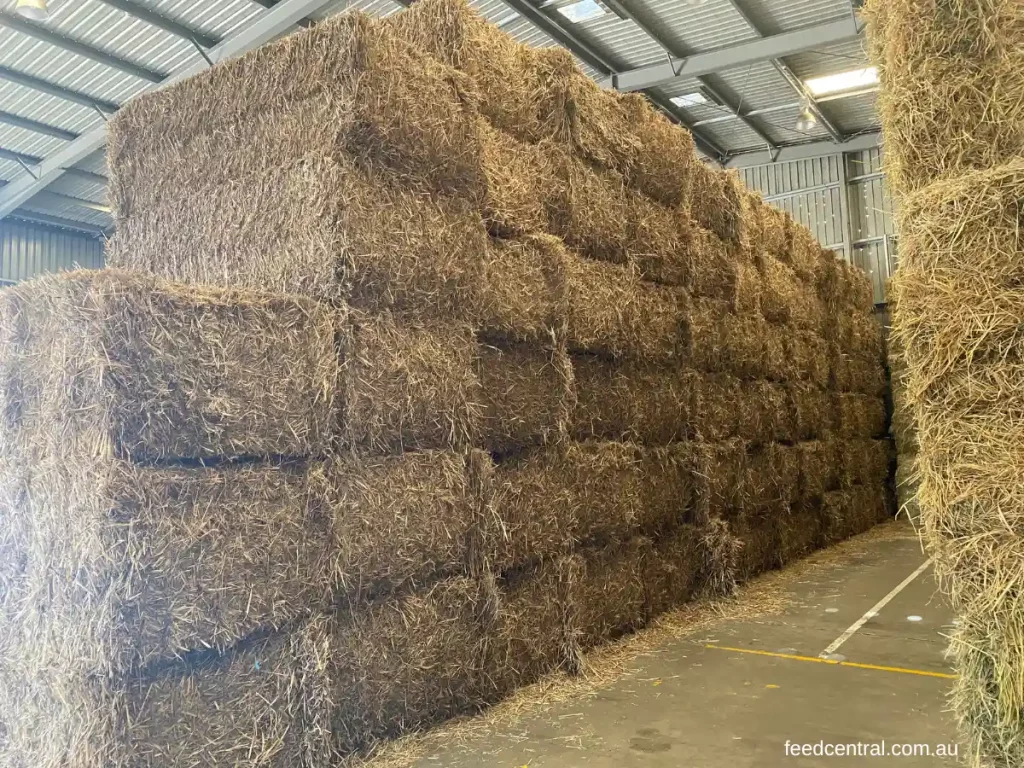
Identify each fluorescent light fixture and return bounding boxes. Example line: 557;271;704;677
670;92;708;108
805;67;878;97
556;0;606;23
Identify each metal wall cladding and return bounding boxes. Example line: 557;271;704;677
0;220;103;284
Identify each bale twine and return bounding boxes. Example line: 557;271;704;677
0;269;338;462
487;442;643;570
108;154;489;320
546;146;633;264
571;356;690;444
329;577;491;757
863;0;1024;196
109;12;485;212
341;311;483;453
565;258;685;361
477;340;575;455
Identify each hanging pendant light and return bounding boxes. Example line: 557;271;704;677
795;101;818;132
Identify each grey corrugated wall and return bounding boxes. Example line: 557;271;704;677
0;220;104;285
740;147;897;305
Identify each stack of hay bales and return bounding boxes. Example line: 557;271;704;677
866;0;1024;764
0;2;891;764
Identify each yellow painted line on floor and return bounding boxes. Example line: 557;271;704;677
705;644;956;680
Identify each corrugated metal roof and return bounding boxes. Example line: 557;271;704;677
0;0;879;232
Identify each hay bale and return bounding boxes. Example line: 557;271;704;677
629;191;687;286
840;438;894;489
685;162;745;244
570;538;651;651
616;92;697;206
487;442;643;570
685;222;740;300
385;0;537;140
797;440;842;499
738;191;767;269
685;439;748;522
488;557;576;694
109;12;484;212
571;356;690;444
3;458;333;677
836;393;887;439
762;323;791;383
342;311;482;453
687;371;741;442
108;154;489;320
547;147;632;264
565;257;685;360
785;330;830;388
788;382;836;440
737;380;794;445
478;233;569;343
478;120;556;237
0;269;337;462
328;450;482;595
686;300;770;380
863;0;1024;195
8;623;334;768
895;452;920;519
638;446;695;535
778;503;825;565
832;352;887;396
822;483;892;543
477;340;574;455
732;514;782;581
330;576;491;756
785;225;825;283
696;517;742;597
760;203;790;258
644;523;703;616
745;443;800;512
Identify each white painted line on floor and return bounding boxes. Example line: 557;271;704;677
819;558;933;659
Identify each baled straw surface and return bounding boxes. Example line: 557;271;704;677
341;311;482;453
5;459;332;676
546;147;632;264
686;371;741;442
762;257;826;331
738;191;767;269
327;450;480;595
732;514;782;581
840;438;894;489
616;92;697;207
863;0;1024;196
797;439;842;499
684;222;740;300
832;352;887;397
565;257;685;360
785;330;830;388
477;340;574;455
698;517;743;597
330;576;491;757
628;191;687;286
108;154;489;320
638;445;695;534
731;262;763;315
569;538;651;651
736;380;794;445
744;443;800;512
789;382;837;440
571;356;690;444
685;162;745;244
109;11;485;212
486;441;643;570
644;523;703;616
687;306;772;381
3;612;332;768
778;503;826;565
835;393;887;439
759;202;790;258
0;269;337;462
683;438;748;523
762;323;791;383
822;483;892;543
488;557;576;695
478;233;569;343
478;120;556;237
785;224;826;283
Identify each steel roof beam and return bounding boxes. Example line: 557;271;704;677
0;66;120;113
33;189;111;214
7;208;106;235
245;0;317;28
724;131;880;167
0;110;78;141
96;0;220;49
0;12;165;83
0;0;340;219
600;16;862;92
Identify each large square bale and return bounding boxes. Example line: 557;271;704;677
684;438;748;522
638;445;695;534
785;331;830;388
788;382;837;441
686;163;745;244
108;155;489;320
836;393;887;439
797;439;842;498
477;340;575;455
569;538;651;651
0;269;337;462
644;523;703;616
341;311;482;453
687;371;742;442
478;120;557;236
109;11;484;212
629;191;687;286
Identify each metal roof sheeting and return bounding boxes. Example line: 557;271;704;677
0;0;878;233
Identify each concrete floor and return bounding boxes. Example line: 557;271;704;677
412;522;959;767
